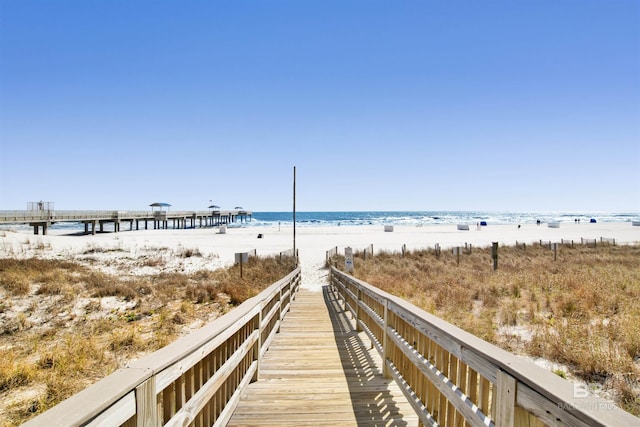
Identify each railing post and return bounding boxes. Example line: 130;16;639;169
135;375;158;427
292;271;299;300
382;298;391;379
253;306;263;382
495;370;517;427
355;287;362;331
278;286;283;332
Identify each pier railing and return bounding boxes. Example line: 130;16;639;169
23;267;301;427
0;209;253;234
0;210;250;222
329;266;637;427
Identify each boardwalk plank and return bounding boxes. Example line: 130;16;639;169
227;286;418;427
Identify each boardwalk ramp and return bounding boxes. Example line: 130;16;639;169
228;287;418;426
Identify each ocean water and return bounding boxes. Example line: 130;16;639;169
1;211;637;233
249;211;637;228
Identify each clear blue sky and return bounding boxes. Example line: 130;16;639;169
1;1;638;212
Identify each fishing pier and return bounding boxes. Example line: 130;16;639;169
0;208;252;235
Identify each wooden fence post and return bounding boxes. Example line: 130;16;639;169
492;242;498;270
454;247;461;266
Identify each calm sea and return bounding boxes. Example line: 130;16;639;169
249;211;637;228
2;211;637;233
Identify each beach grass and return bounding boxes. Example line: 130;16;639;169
0;254;295;426
335;242;640;416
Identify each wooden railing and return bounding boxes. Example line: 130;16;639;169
329;266;638;427
0;210;252;223
23;267;301;427
326;246;339;264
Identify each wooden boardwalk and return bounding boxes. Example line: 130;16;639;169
227;285;418;427
23;268;637;427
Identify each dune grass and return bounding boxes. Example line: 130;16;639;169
333;242;640;416
0;254;295;426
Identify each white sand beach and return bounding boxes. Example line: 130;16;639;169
1;222;639;422
1;221;638;291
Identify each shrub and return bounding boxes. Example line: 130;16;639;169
109;327;143;352
177;247;202;258
0;356;35;392
186;283;219;303
0;273;30;295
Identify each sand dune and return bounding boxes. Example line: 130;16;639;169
1;222;637;291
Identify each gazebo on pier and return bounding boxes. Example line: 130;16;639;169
150;202;171;229
208;204;222;226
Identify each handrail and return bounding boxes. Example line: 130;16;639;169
329;266;639;427
23;267;301;427
0;210;252;223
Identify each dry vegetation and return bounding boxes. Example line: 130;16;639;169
334;243;640;416
0;251;295;426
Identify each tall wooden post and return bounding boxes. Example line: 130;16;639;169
492;242;499;270
293;166;297;267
